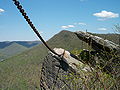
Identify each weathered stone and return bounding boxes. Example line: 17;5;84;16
40;53;71;90
75;31;120;55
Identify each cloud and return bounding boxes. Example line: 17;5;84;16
68;25;75;28
93;10;119;20
93;10;119;18
61;25;75;29
61;22;86;29
98;28;107;31
61;26;68;29
0;8;4;13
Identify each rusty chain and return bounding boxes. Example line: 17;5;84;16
12;0;61;57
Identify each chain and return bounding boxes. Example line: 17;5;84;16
12;0;61;57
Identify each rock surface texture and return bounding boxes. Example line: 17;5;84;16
40;53;74;90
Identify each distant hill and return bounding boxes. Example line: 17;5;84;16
12;41;41;48
0;41;41;49
0;43;28;57
0;43;28;60
0;41;11;49
0;30;119;89
0;41;41;60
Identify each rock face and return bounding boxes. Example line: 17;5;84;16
40;53;71;90
75;31;120;55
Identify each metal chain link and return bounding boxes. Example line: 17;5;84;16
12;0;61;57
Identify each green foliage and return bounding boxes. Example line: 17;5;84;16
61;49;118;90
71;48;82;55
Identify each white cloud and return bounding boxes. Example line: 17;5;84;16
61;26;68;29
0;8;4;13
61;25;75;29
68;25;75;28
93;10;119;19
98;28;107;31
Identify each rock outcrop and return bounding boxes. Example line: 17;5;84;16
40;49;90;90
40;31;120;90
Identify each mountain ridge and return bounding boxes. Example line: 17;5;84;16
0;41;41;49
0;43;28;61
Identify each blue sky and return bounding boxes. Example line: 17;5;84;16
0;0;120;41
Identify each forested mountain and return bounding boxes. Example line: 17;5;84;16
0;41;41;49
0;30;119;89
0;41;41;61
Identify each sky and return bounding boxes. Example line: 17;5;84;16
0;0;120;41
